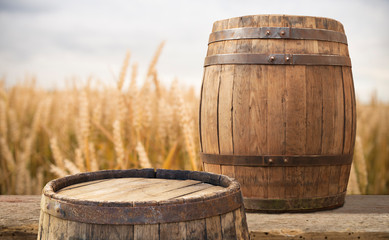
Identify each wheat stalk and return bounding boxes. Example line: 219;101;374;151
50;137;65;170
0;137;15;171
79;90;91;171
0;100;7;138
50;164;67;178
89;143;99;171
64;159;80;175
74;148;85;172
113;119;125;169
136;141;152;168
117;50;131;91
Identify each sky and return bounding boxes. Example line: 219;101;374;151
0;0;388;102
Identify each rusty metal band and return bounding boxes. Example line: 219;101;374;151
200;153;353;166
41;169;243;224
204;54;351;67
209;27;348;44
244;192;346;213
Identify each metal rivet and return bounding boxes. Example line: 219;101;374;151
268;158;273;163
266;30;271;35
269;56;275;62
54;205;60;213
280;30;286;36
284;158;288;163
285;56;290;62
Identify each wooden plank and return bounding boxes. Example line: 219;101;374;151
305;66;323;154
232;14;250;157
40;212;50;240
266;20;286;155
303;15;322;199
333;66;345;155
62;178;161;200
105;180;203;202
339;43;349;57
321;66;336;155
173;185;223;199
205;215;222;240
338;164;351;193
221;211;237;239
316;165;331;197
57;178;221;202
315;17;328;30
204;163;221;174
90;224;134;240
249;65;267;155
57;178;142;197
0;195;41;240
232;64;251;155
186;219;206;240
207;18;229;56
266;15;286;200
47;216;67;240
160;222;186;240
251;15;269;54
201;65;221;155
303;166;321;198
134;224;159;240
58;179;106;191
240;14;269;202
285;65;306;154
342;67;353;154
247;196;389;239
234;207;249;240
221;165;235;178
329;165;341;195
234;166;267;198
284;166;304;199
172;183;217;200
218;65;234;155
350;72;357;153
67;220;90;240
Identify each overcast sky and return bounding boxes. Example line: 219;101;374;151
0;0;388;102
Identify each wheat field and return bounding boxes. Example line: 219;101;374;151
0;44;388;195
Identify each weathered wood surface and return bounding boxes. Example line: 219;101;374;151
0;195;40;240
248;195;389;240
1;195;388;239
57;178;223;201
36;169;248;240
200;14;356;212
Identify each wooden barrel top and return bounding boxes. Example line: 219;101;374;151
57;178;224;202
41;169;243;225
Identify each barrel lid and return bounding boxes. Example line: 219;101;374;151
41;169;243;224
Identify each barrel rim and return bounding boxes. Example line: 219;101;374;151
212;14;344;32
42;169;241;207
41;169;244;224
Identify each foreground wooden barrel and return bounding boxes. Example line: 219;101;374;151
200;15;356;212
38;169;249;239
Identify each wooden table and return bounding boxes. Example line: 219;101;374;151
0;195;388;239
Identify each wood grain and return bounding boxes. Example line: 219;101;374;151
200;14;356;211
3;195;388;240
58;178;222;202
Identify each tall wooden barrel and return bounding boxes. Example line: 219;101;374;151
200;15;356;212
38;169;249;239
